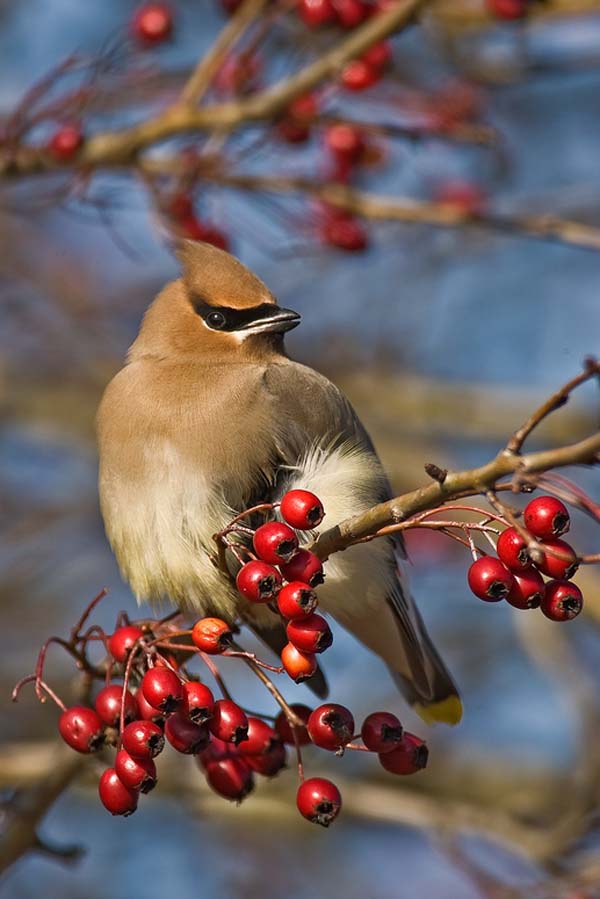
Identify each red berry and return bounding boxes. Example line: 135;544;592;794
141;667;183;713
467;556;514;602
378;732;428;774
333;0;368;28
537;538;579;580
108;625;144;663
297;777;342;827
308;703;354;751
321;213;368;251
277;581;319;620
361;40;392;71
540;580;583;622
281;643;318;683
236;560;282;603
524;496;570;540
180;217;229;250
204;757;254;802
280;549;325;587
94;685;137;728
135;689;164;725
245;740;287;777
209;699;249;745
361;711;403;753
168;191;194;221
182;681;215;724
191;617;233;654
287;613;333;654
496;527;532;573
122;719;165;760
506;568;545;610
434;180;486;215
197;736;237;769
98;768;138;816
277;93;319;144
253;521;299;565
165;712;210;754
486;0;528;20
237;717;278;757
58;706;104;754
115;749;157;793
280;490;325;530
325;124;365;166
131;3;173;46
47;124;84;162
340;59;380;91
298;0;336;28
274;705;312;745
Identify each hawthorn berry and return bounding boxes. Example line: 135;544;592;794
321;213;368;252
245;740;287;777
298;0;336;28
94;685;137;728
434;180;486;215
281;643;318;683
277;93;319;144
191;617;233;654
165;712;210;754
325;124;365;166
340;59;380;91
122;719;165;760
287;613;333;654
537;538;579;580
108;625;144;663
204;757;254;802
253;521;299;565
524;495;570;540
467;556;514;602
141;667;183;713
378;732;428;775
198;735;236;769
333;0;368;28
209;699;249;745
237;717;278;756
486;0;528;19
47;124;84;162
59;706;105;754
115;749;157;793
280;490;325;530
182;681;215;724
280;549;325;587
308;703;354;751
361;41;392;71
236;560;282;603
277;581;319;620
506;568;545;610
496;526;532;573
131;3;173;46
98;768;139;817
275;704;312;746
135;688;165;725
296;777;342;827
180;217;230;250
361;711;403;753
540;580;583;622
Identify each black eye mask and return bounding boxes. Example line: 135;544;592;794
191;296;300;334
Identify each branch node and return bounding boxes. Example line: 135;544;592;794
424;463;448;484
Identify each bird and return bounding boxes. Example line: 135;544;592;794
96;240;461;725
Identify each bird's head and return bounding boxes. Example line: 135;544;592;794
129;241;301;362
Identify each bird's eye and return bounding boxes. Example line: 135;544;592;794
206;311;226;329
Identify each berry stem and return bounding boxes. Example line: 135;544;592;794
69;587;108;643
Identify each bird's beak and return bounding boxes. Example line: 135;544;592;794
240;307;301;336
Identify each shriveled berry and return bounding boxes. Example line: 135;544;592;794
378;732;428;774
141;667;183;713
280;490;325;530
237;717;278;756
135;689;164;725
281;643;318;683
191;617;233;654
47;124;84;162
280;549;324;588
209;699;249;745
115;749;157;793
297;777;341;827
537;538;579;580
361;711;403;753
182;681;215;724
59;706;104;754
165;712;210;754
275;704;312;746
236;560;282;603
340;59;380;91
308;703;354;751
287;613;333;654
108;625;144;663
467;556;514;602
204;757;254;802
131;3;173;45
98;768;138;816
277;581;319;620
496;527;532;573
94;685;137;728
298;0;336;28
122;719;165;760
245;740;287;777
524;496;570;540
540;580;583;622
506;569;545;610
253;521;299;565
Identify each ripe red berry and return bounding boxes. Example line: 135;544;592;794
434;180;486;215
237;717;278;756
524;496;570;540
95;685;137;728
182;681;215;724
308;703;354;751
277;581;319;620
361;711;403;753
245;740;287;777
209;699;249;745
253;521;299;565
361;40;392;71
165;712;210;754
280;549;324;587
108;625;144;663
131;3;173;46
180;216;230;251
197;736;237;769
277;93;319;144
540;580;583;622
280;490;325;530
297;777;342;827
321;213;368;251
281;643;318;683
506;568;545;610
378;732;428;774
298;0;336;28
467;556;514;602
98;768;138;816
168;191;194;221
537;538;579;580
141;667;183;713
340;59;380;91
191;617;233;654
496;527;532;572
236;560;282;603
115;749;157;793
204;757;254;802
333;0;368;28
274;704;312;745
325;124;365;165
135;689;164;725
486;0;528;19
122;719;165;760
59;706;105;754
47;124;84;162
287;613;333;654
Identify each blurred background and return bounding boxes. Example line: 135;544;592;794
2;1;600;897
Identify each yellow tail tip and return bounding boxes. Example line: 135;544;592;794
413;695;463;726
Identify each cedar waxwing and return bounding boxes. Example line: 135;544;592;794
97;241;461;725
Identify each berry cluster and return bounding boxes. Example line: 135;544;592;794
467;495;584;621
